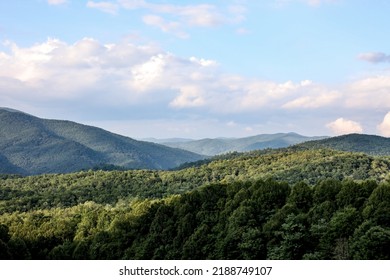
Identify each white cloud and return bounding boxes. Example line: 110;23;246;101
326;118;363;135
87;1;119;15
0;38;161;102
3;37;390;138
140;3;228;27
88;1;246;37
0;38;315;113
237;80;298;110
189;57;217;67
170;85;205;108
282;86;340;109
378;112;390;137
130;53;167;91
346;75;390;108
142;15;189;39
358;52;390;63
47;0;67;5
117;0;146;10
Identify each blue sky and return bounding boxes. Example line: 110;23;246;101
1;0;390;139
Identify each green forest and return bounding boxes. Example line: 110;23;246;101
1;147;390;259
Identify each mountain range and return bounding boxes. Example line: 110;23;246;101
152;133;327;156
2;107;390;176
0;108;204;175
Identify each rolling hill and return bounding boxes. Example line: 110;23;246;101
0;108;205;175
157;133;327;156
296;133;390;156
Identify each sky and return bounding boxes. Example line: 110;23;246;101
1;0;390;139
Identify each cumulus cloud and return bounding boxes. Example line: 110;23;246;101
0;38;337;115
358;52;390;63
0;38;225;108
0;38;161;102
326;118;363;135
3;37;390;137
378;112;390;137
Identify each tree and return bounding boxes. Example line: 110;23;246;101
351;223;390;259
267;213;310;259
363;183;390;227
287;182;313;212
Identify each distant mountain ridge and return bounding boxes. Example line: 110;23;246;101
0;108;205;175
296;133;390;156
155;132;327;156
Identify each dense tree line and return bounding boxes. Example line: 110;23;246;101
1;178;389;260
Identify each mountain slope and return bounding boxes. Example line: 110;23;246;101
159;132;327;156
0;108;204;175
296;133;390;156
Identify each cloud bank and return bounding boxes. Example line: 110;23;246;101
1;38;390;137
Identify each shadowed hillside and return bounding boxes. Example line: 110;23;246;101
0;108;205;175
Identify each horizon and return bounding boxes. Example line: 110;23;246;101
1;1;390;139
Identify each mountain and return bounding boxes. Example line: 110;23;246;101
157;132;327;156
141;137;194;144
0;108;205;175
296;133;390;156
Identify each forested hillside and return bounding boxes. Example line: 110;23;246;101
0;179;389;260
1;147;390;260
0;108;204;174
1;148;389;213
297;133;390;156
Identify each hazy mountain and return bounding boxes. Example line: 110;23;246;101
159;132;327;156
141;137;194;144
0;108;205;175
296;133;390;156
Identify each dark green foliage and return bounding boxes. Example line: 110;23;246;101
363;184;390;227
350;222;390;259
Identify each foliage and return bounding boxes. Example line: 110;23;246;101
0;178;389;260
1;129;390;260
